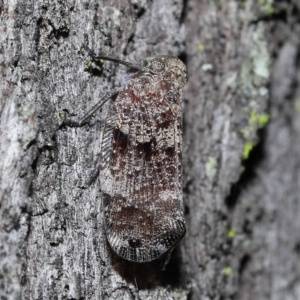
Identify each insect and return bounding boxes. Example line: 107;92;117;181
70;46;187;264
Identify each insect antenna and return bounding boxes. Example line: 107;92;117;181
83;45;141;71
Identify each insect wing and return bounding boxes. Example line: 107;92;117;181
100;87;186;263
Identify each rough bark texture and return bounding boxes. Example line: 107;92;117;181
1;0;300;299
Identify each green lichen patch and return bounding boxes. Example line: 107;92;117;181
258;113;270;128
197;44;205;51
251;34;270;79
224;266;232;276
243;142;254;160
250;111;258;122
227;228;236;239
205;157;217;180
240;110;270;159
18;103;35;121
238;22;270;95
295;100;300;113
249;111;270;129
60;27;69;33
258;0;275;15
253;54;269;78
240;110;270;153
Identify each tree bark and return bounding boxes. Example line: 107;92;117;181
1;0;300;299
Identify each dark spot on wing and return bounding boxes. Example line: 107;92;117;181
128;238;141;248
136;137;157;161
165;146;176;157
158;110;174;129
113;128;129;155
143;139;154;154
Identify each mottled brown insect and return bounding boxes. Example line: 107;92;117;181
76;46;187;264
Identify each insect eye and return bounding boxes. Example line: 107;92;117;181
150;60;165;73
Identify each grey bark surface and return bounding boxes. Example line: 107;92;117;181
0;0;300;299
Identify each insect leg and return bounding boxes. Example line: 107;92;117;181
161;249;174;271
87;160;100;186
63;91;119;185
78;89;119;126
63;89;119;127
